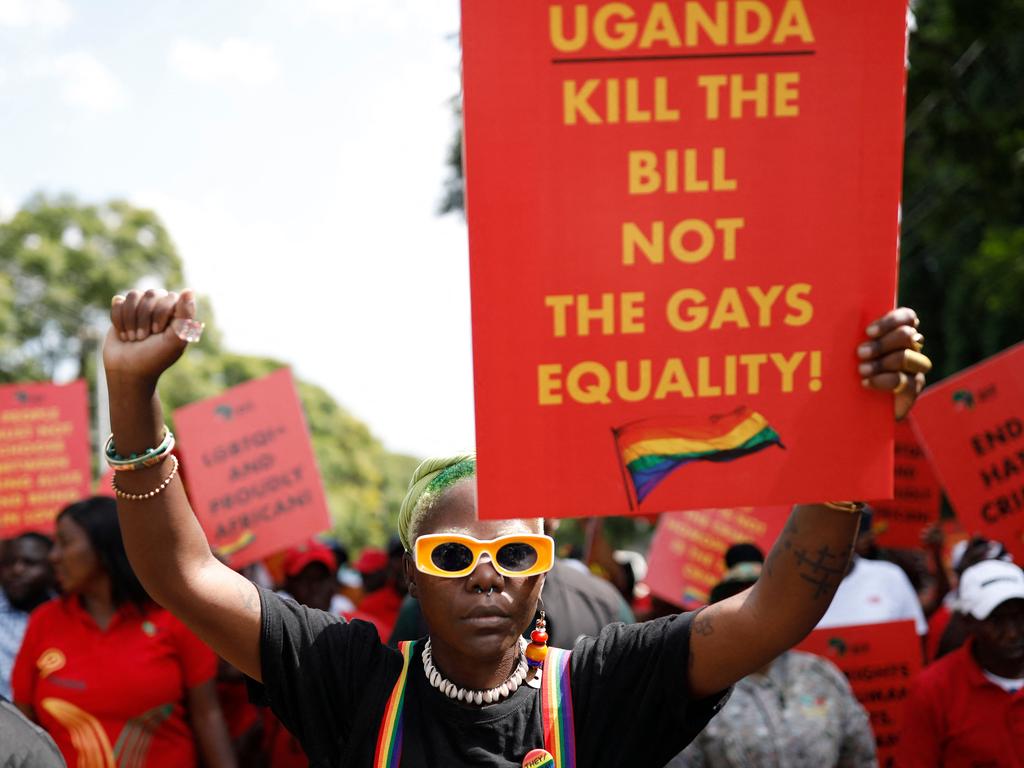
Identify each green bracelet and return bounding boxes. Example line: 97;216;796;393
105;428;175;471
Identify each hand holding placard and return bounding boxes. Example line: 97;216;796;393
855;309;929;420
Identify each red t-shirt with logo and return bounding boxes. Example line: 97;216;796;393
12;596;216;768
897;640;1024;767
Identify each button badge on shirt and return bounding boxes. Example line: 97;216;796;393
522;748;554;768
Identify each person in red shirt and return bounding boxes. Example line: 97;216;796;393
347;546;405;641
898;559;1024;767
12;497;236;768
281;540;338;614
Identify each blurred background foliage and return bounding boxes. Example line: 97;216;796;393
0;193;419;551
899;0;1024;377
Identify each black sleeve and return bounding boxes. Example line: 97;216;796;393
245;587;402;766
570;612;729;768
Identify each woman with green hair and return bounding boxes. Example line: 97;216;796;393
100;289;930;767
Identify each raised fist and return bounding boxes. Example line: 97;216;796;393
103;289;203;385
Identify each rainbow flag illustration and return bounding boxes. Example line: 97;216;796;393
613;408;784;505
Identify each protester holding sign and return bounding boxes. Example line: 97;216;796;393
670;548;876;767
96;286;928;766
11;497;237;768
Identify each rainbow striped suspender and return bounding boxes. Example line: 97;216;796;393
374;640;415;768
540;648;577;768
373;642;576;768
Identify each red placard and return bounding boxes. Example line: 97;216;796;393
645;505;788;608
462;1;908;519
0;380;92;536
868;420;942;549
797;620;921;767
173;368;331;568
910;343;1024;560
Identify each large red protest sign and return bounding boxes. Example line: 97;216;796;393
797;620;920;767
173;368;331;568
462;1;908;519
0;380;92;536
868;420;942;549
645;506;788;607
910;342;1024;559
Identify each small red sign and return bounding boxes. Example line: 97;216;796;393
644;506;789;608
173;368;332;568
0;380;92;536
910;342;1024;560
797;619;921;766
868;420;942;549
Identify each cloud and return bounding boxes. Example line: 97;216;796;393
51;52;125;112
0;0;71;27
299;0;449;32
169;38;280;88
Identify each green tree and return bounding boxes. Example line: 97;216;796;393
0;193;183;383
439;102;464;216
1;194;419;550
900;0;1024;377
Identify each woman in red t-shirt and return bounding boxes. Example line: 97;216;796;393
13;497;237;768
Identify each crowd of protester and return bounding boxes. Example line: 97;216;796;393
1;496;1023;766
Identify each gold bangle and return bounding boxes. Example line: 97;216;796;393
824;501;866;513
112;455;179;500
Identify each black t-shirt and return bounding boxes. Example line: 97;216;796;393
248;587;725;767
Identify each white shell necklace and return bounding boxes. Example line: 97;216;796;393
422;637;529;706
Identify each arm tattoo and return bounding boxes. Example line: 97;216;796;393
793;545;847;600
763;515;800;578
236;580;259;614
764;513;849;599
693;609;715;637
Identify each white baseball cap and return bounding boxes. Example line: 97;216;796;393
958;560;1024;620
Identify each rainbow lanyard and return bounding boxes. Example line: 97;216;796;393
540;647;576;768
374;641;415;768
373;641;577;768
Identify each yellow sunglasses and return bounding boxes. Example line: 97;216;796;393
414;533;555;579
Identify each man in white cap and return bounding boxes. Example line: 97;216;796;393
897;559;1024;766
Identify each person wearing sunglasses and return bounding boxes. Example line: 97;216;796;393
99;289;930;767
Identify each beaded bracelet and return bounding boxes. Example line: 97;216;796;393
105;429;175;471
823;501;866;513
112;455;179;500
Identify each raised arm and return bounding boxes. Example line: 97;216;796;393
104;289;263;681
688;308;930;697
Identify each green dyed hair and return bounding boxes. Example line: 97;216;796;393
397;453;476;551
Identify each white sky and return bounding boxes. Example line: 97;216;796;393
0;0;473;458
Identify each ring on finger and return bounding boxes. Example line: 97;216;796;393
911;333;925;353
893;374;909;395
902;349;932;374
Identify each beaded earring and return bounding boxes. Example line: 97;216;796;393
525;611;549;671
